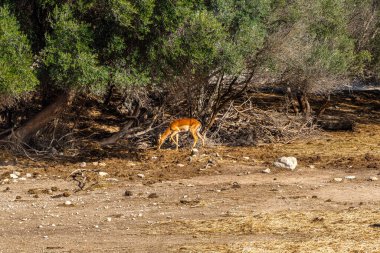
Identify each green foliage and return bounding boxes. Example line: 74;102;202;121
42;5;107;92
0;5;38;95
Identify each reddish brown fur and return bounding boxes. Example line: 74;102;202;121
157;118;205;150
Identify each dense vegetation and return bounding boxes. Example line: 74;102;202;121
0;0;379;149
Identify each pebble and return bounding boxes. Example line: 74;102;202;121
106;217;112;222
99;162;106;167
369;176;378;181
148;193;158;198
334;178;343;182
243;157;250;160
26;173;32;178
191;149;199;156
137;174;145;178
99;172;108;177
345;175;356;180
64;201;72;206
13;171;21;176
79;162;86;167
92;162;99;166
151;156;158;160
124;190;133;196
262;168;271;174
177;164;185;167
9;174;18;179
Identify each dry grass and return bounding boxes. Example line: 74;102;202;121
160;209;380;252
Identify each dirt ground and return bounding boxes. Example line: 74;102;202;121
0;91;379;253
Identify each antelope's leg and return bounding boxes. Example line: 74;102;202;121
170;131;179;150
197;129;205;147
190;129;198;149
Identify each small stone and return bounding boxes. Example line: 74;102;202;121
177;164;185;167
15;196;21;200
43;236;48;239
106;217;112;222
243;156;250;160
99;172;108;177
191;149;199;156
3;187;10;192
9;174;18;179
79;162;86;167
63;192;71;197
51;186;58;192
92;162;99;166
99;162;106;167
274;157;298;170
13;171;21;176
231;182;241;189
148;193;158;199
37;225;43;228
64;200;72;206
26;173;32;178
309;165;316;169
124;190;133;197
262;168;271;174
369;176;378;181
94;225;99;228
151;156;158;160
345;175;356;180
187;184;195;187
333;178;343;182
137;174;145;178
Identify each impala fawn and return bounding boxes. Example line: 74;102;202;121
157;118;205;150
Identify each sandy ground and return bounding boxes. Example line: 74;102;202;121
0;121;379;253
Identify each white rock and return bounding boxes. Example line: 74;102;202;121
98;172;108;177
26;173;32;178
274;157;298;170
191;149;199;156
99;162;106;167
64;201;72;206
345;175;356;180
187;184;195;187
151;156;158;160
79;162;86;167
106;217;112;222
243;156;250;160
262;168;271;174
369;176;378;181
9;174;18;179
19;177;27;181
92;162;99;166
177;164;185;167
13;171;21;176
334;178;343;182
309;165;315;169
137;174;145;178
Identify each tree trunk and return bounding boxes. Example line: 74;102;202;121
7;90;75;143
286;87;299;115
98;104;141;146
316;94;331;118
